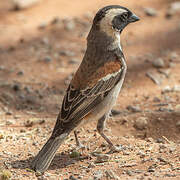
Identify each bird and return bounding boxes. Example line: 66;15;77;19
31;5;140;172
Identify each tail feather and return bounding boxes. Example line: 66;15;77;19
31;132;69;172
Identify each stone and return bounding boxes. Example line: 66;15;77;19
175;104;180;110
64;19;76;31
111;109;122;116
127;105;141;113
6;120;15;125
41;37;49;45
68;58;79;64
38;22;48;30
170;52;178;60
95;154;110;163
105;170;120;180
93;170;103;180
153;97;161;102
126;170;134;176
69;175;78;180
158;69;171;78
146;71;162;85
152;58;165;68
170;2;180;12
43;56;52;62
17;71;24;76
161;86;172;94
134;117;148;130
156;138;165;144
59;50;75;57
0;66;5;70
144;8;158;16
166;2;180;18
51;17;61;25
169;147;176;153
172;85;180;92
13;0;40;10
12;83;20;91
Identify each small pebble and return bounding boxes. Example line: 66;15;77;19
172;85;180;92
17;71;24;76
95;154;110;163
134;117;148;130
153;97;161;102
111;109;122;116
152;58;165;68
13;0;40;10
69;175;78;180
64;19;76;31
146;71;162;85
41;37;49;45
144;7;158;16
127;105;141;113
126;170;134;176
170;52;178;60
13;84;20;91
161;86;171;94
69;58;79;64
51;17;61;25
169;146;176;153
93;170;103;180
105;170;120;180
38;22;48;30
43;56;52;62
156;138;165;144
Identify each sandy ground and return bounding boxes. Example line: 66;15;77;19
0;0;180;179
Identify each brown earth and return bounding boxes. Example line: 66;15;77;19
0;0;180;179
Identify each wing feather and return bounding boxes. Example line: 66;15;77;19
54;67;124;133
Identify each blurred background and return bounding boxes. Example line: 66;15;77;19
0;0;180;179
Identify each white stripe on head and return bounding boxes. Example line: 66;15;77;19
99;8;128;36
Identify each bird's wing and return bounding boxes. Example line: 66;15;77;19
52;66;124;136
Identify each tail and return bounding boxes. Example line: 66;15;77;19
31;131;69;172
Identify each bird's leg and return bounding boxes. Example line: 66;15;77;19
74;130;85;150
97;114;122;153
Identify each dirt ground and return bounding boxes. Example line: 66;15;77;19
0;0;180;179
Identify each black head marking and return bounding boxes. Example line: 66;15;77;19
93;5;130;24
92;5;139;32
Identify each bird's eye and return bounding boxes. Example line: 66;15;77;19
121;13;128;20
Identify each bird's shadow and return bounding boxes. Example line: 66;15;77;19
11;152;88;171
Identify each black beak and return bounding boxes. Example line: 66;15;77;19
128;13;140;23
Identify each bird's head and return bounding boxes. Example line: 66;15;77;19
92;5;140;37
